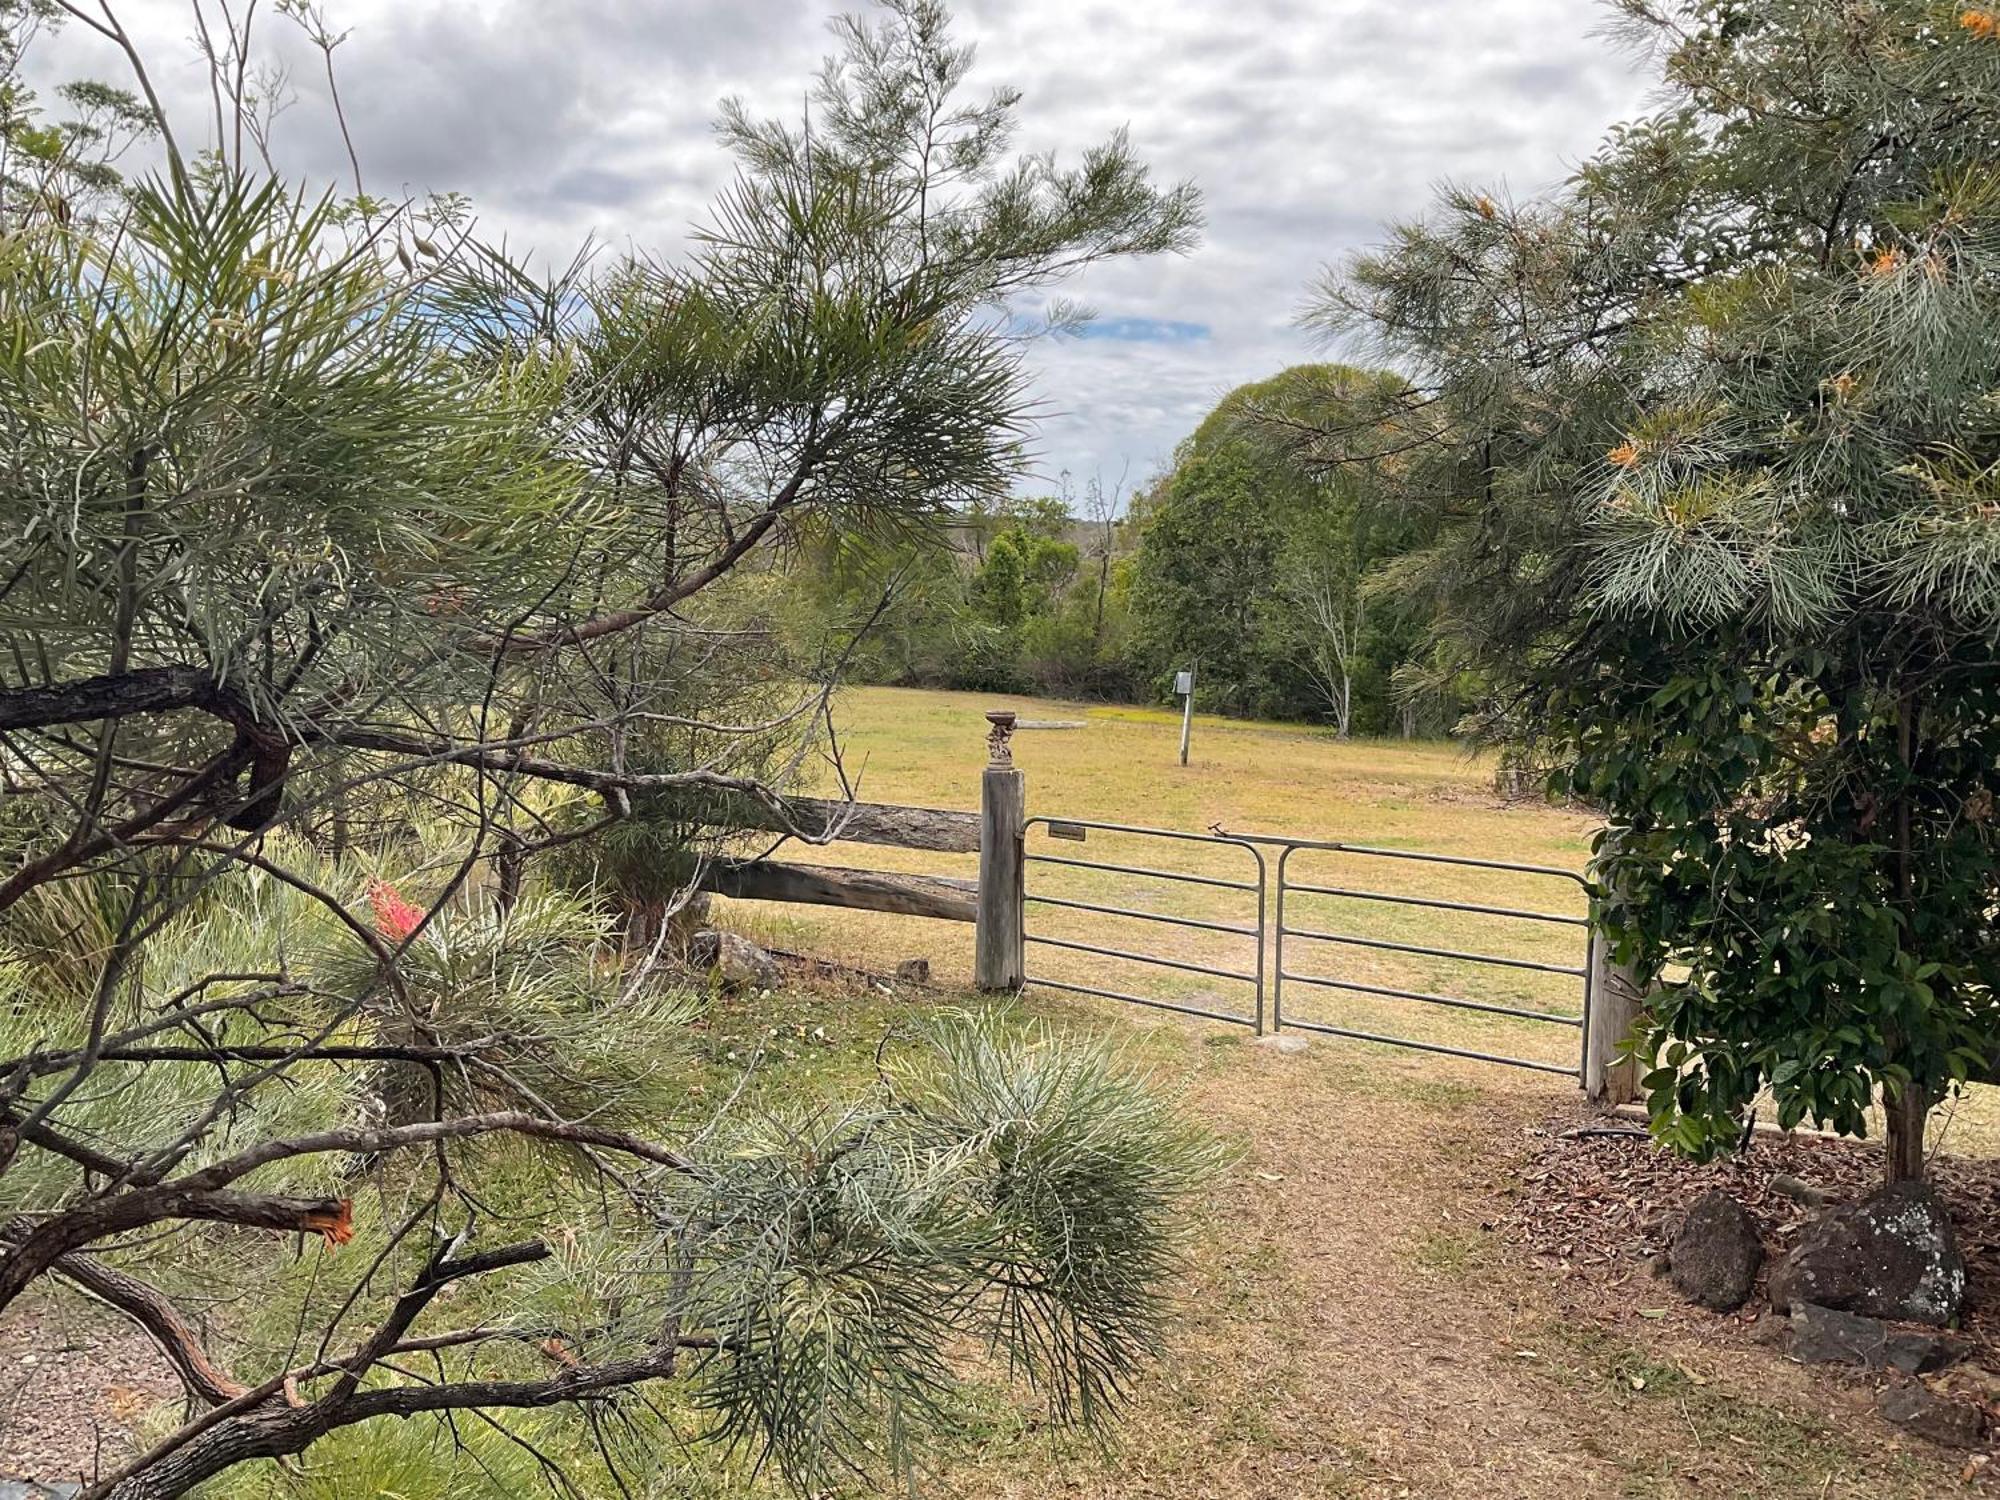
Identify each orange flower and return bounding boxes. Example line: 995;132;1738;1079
1606;441;1641;468
1960;8;1999;37
539;1337;581;1369
1475;195;1498;220
302;1199;355;1248
1827;371;1858;401
1864;247;1905;278
368;879;424;943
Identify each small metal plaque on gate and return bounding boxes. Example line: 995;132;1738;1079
1047;821;1088;842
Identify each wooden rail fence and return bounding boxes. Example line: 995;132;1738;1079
678;710;1026;991
679;707;1645;1101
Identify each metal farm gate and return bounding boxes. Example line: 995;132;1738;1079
1021;817;1268;1029
1018;818;1595;1078
1270;838;1591;1077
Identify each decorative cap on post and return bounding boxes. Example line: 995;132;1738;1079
984;710;1017;767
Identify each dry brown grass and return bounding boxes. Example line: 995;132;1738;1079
710;686;1999;1496
923;1032;1951;1499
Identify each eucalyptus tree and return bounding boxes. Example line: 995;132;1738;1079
1305;0;2000;1178
1128;364;1426;730
0;3;1210;1494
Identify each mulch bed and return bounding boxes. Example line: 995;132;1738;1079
1494;1111;2000;1359
0;1291;180;1488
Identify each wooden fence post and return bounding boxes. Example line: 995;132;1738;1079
1584;826;1646;1107
975;711;1025;992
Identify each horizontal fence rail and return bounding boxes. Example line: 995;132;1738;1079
1020;817;1268;1031
652;787;981;853
698;859;976;923
672;785;983;927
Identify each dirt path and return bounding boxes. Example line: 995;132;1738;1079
2;1014;1981;1499
946;1034;1966;1500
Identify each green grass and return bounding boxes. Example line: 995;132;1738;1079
1533;1323;1934;1499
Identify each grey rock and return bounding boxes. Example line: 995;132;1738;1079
1666;1189;1764;1311
1251;1033;1310;1055
1;1484;81;1500
1788;1303;1962;1374
1876;1379;1985;1447
1768;1181;1966;1326
689;930;781;991
894;958;931;985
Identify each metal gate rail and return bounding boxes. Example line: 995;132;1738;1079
1263;837;1591;1077
1021;817;1267;1031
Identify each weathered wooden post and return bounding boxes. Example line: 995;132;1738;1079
975;710;1026;992
1584;826;1646;1107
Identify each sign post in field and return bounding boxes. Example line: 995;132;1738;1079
1174;668;1195;766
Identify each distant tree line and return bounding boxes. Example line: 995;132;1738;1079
784;363;1463;735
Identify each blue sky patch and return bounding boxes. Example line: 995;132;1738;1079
1071;316;1212;344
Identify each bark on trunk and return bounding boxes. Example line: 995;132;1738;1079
1885;690;1926;1184
1886;1083;1928;1183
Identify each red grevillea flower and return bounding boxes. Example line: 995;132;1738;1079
302;1199;356;1248
368;879;424;943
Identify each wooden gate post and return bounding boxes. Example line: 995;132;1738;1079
975;711;1026;992
1584;826;1646;1107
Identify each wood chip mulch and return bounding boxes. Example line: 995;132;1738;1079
1493;1115;2000;1357
0;1294;180;1488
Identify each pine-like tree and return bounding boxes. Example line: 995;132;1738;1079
1305;0;2000;1179
0;4;1212;1494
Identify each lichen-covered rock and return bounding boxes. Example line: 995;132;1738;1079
689;929;781;992
1666;1189;1764;1312
1769;1182;1966;1326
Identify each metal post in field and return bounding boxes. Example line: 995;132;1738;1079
1175;668;1194;767
975;710;1026;992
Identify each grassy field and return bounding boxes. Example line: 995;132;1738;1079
701;685;1994;1498
11;688;1980;1497
724;684;1601;1075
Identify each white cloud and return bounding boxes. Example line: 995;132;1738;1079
27;0;1653;497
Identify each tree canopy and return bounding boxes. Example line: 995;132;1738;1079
1126;364;1441;732
0;3;1214;1494
1305;0;2000;1177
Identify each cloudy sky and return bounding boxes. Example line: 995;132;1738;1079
32;0;1655;499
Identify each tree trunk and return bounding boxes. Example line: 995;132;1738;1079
1885;1082;1928;1183
494;833;525;918
1885;689;1925;1184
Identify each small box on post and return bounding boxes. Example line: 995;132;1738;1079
1174;668;1195;767
975;710;1026;992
